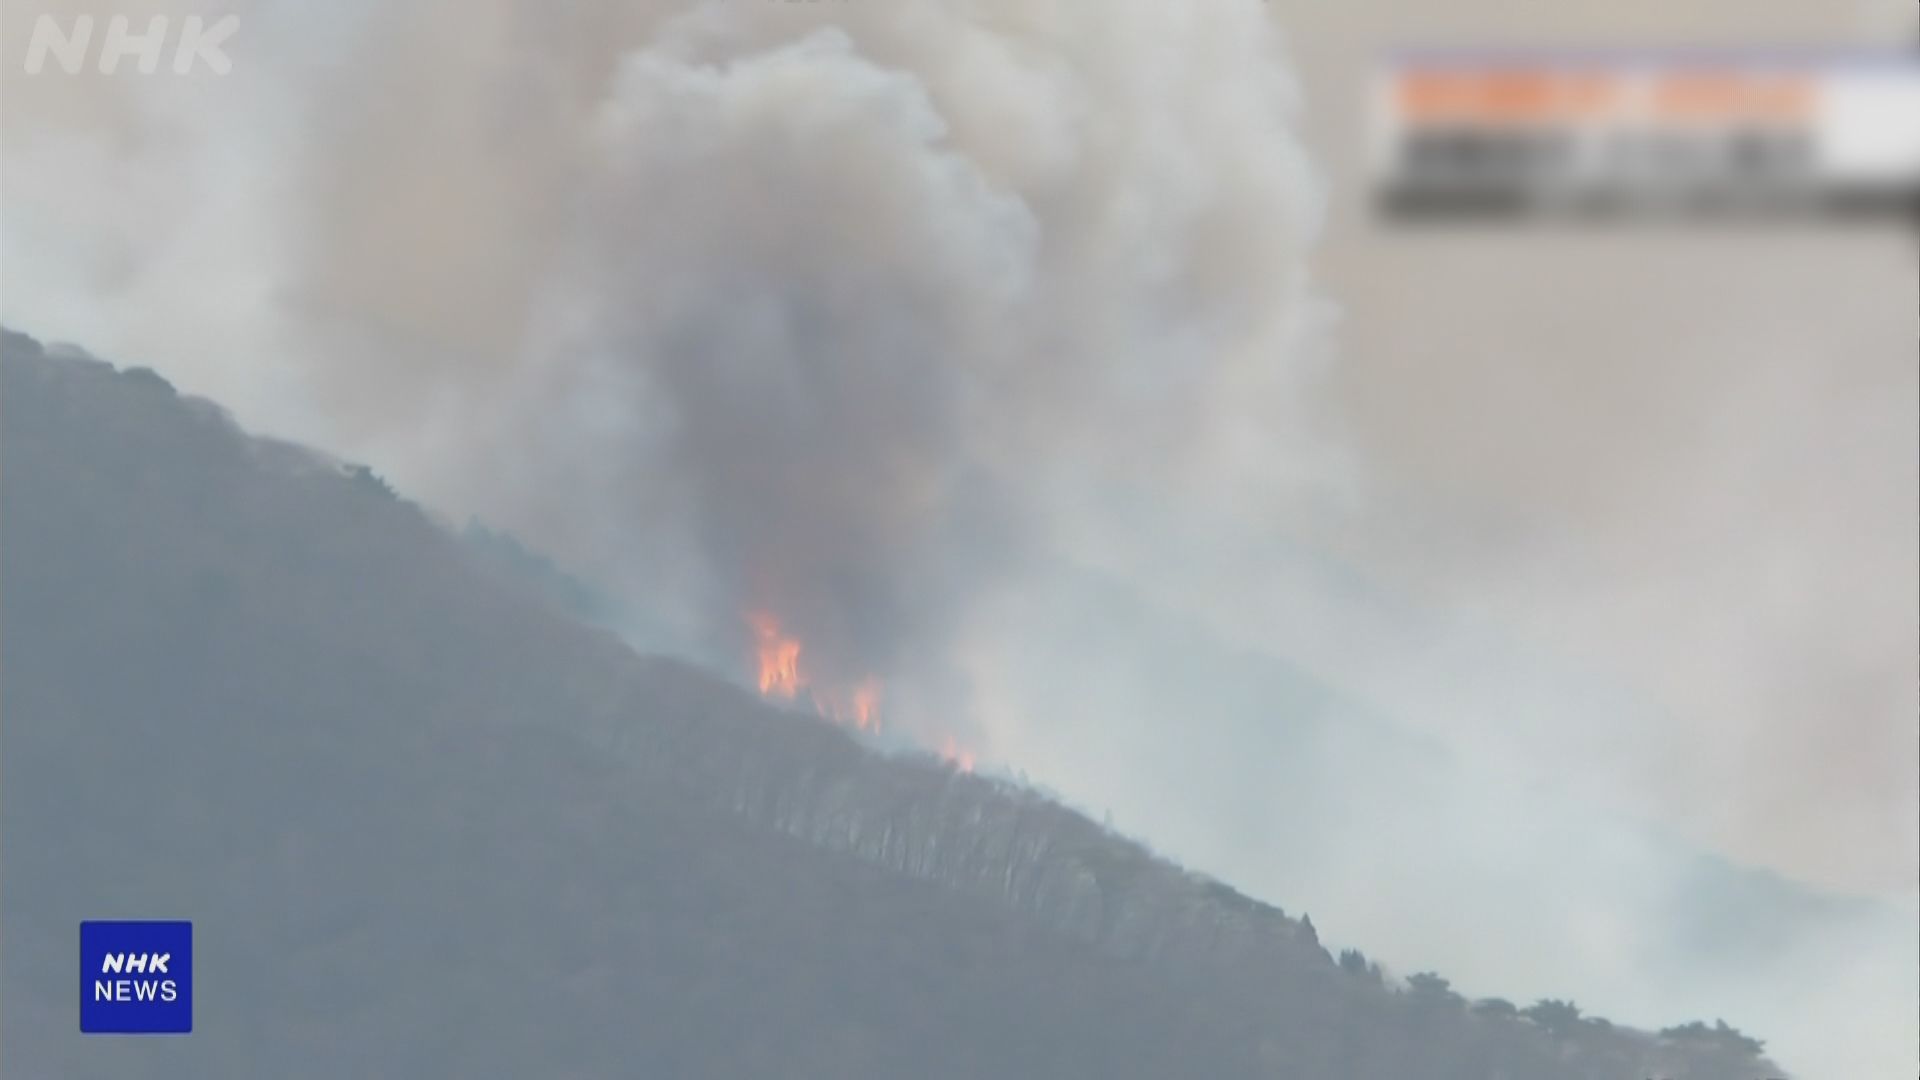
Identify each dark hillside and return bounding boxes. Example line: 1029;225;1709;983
0;328;1783;1079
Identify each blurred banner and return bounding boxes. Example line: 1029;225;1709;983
1371;47;1920;221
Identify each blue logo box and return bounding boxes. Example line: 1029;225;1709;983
79;921;192;1034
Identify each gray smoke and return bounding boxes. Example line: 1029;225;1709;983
4;2;1914;1077
231;0;1329;738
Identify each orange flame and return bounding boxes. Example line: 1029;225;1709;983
745;611;883;734
747;610;804;699
822;677;883;733
939;735;977;774
744;612;974;767
853;679;881;732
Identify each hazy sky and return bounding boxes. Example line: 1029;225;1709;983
1278;0;1918;903
2;2;1914;1077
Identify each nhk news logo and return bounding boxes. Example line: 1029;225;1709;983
80;921;193;1034
20;14;238;76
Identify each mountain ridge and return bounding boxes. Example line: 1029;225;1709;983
0;326;1784;1079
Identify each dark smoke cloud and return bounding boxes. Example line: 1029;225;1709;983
241;1;1327;739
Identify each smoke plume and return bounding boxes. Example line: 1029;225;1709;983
3;2;1914;1077
159;0;1330;739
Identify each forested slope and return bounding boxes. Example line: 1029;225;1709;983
0;329;1782;1079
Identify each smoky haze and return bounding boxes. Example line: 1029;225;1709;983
1;1;1914;1078
228;0;1328;741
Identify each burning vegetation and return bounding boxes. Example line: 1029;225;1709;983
744;609;971;770
746;609;883;734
